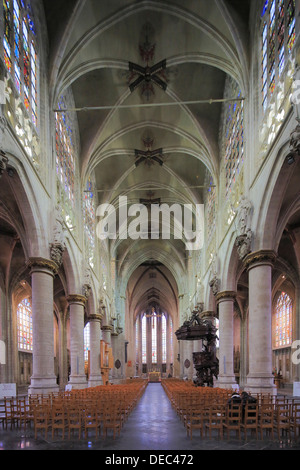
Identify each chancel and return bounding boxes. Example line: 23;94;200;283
0;0;300;451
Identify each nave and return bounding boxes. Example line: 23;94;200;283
0;382;300;451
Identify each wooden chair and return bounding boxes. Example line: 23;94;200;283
0;402;6;429
290;402;300;438
223;403;242;440
186;406;205;439
51;404;67;440
83;405;100;439
4;398;18;430
67;406;82;440
205;405;225;439
241;404;259;440
34;405;51;440
16;398;31;430
103;405;121;440
274;403;291;439
258;404;274;440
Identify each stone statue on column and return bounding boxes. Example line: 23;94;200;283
289;118;300;156
82;262;92;299
235;196;253;260
50;204;66;267
209;253;220;296
291;65;300;123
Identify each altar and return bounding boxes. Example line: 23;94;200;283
148;371;161;382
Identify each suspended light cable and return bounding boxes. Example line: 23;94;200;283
54;96;245;113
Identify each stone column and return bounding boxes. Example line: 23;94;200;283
166;315;171;376
67;294;87;389
27;258;59;395
88;314;102;387
244;250;277;394
101;325;113;379
138;315;142;376
216;291;237;388
101;324;112;345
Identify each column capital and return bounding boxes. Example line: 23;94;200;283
67;294;87;306
88;313;102;322
101;324;113;332
26;257;59;275
215;291;236;303
244;250;277;270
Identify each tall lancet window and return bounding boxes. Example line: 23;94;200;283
3;0;38;126
162;314;166;363
152;315;157;364
222;78;244;198
17;298;32;352
84;322;90;362
55;96;75;206
206;176;216;242
142;314;147;364
84;175;96;269
55;94;78;231
261;0;296;112
273;292;292;348
137;310;173;373
170;317;173;363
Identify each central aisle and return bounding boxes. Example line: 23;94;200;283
115;382;190;450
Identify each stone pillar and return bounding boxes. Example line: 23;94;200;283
216;291;237;388
27;258;59;395
101;325;113;379
244;250;277;394
67;294;87;390
101;324;112;345
88;314;102;387
138;315;142;376
166;315;171;376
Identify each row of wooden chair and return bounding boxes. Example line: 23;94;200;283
161;379;300;441
185;402;300;441
0;379;148;440
33;401;123;440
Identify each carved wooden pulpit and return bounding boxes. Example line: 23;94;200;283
175;308;219;387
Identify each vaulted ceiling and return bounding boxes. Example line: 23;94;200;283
42;0;251;316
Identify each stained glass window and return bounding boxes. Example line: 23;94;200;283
278;0;285;75
261;0;296;111
139;312;172;366
162;314;166;363
17;298;32;352
84;322;90;362
206;176;216;241
223;82;244;198
287;0;296;53
3;0;12;71
142;314;147;364
170;317;173;363
55;96;75;206
269;0;276;95
262;22;268;110
274;292;292;348
2;0;38;126
152;315;157;363
136;319;139;363
84;176;96;268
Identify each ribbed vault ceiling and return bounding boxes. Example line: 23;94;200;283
42;0;251;316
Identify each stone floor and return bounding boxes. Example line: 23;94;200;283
0;383;299;454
